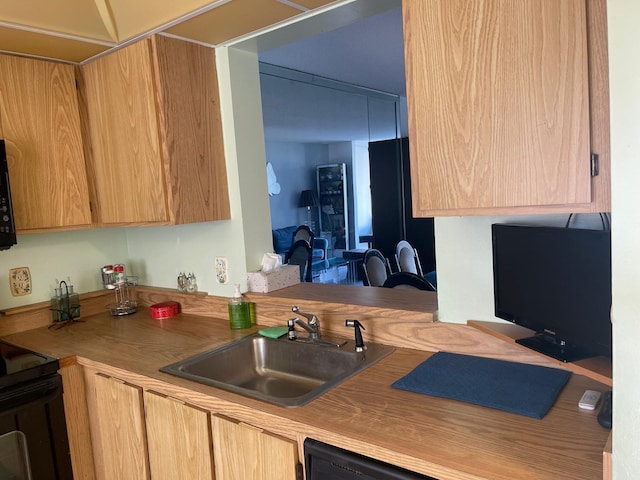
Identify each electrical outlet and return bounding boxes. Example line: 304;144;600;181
215;257;228;284
9;267;32;296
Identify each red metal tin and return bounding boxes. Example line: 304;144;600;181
149;301;180;319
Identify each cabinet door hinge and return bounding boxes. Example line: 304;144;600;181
590;153;599;177
296;462;304;480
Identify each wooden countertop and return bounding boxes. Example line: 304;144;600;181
2;308;610;480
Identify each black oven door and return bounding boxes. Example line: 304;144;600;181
0;373;73;480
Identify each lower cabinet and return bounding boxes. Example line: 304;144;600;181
92;374;150;480
74;367;299;480
145;391;214;480
212;414;300;480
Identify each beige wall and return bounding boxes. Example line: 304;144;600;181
608;0;640;477
0;228;129;309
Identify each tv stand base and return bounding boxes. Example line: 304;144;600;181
516;334;595;363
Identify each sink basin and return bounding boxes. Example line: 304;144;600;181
160;333;394;407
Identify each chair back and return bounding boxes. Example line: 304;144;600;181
395;240;424;276
382;272;435;291
362;248;390;287
285;239;313;282
292;225;314;245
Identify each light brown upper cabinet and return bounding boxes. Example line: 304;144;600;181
403;0;610;216
0;54;92;232
81;34;230;226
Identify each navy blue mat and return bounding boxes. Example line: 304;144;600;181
391;352;571;419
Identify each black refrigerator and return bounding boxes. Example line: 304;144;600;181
368;137;435;273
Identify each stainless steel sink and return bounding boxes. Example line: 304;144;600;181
160;333;394;407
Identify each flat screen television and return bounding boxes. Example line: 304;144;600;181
492;223;612;362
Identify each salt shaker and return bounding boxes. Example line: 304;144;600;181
177;272;187;292
186;273;198;293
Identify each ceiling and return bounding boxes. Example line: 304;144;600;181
0;0;338;63
0;0;406;99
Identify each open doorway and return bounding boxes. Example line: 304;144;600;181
254;3;435;285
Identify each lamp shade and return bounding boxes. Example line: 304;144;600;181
298;190;318;208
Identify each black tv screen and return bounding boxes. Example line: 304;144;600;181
492;223;612;362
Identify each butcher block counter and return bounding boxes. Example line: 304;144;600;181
1;286;610;480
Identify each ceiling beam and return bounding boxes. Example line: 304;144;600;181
94;0;119;41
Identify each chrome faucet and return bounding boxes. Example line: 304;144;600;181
287;306;320;341
287;306;346;347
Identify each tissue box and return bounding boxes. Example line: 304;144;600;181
247;265;300;293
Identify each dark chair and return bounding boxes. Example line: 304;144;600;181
284;239;313;282
292;225;314;244
395;240;424;276
293;225;329;269
362;248;391;287
382;272;435;291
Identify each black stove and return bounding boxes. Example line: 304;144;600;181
0;340;72;479
0;340;59;390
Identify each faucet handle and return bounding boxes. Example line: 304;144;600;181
291;306;318;328
345;320;367;352
287;318;298;341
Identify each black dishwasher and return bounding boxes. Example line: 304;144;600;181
0;341;72;479
304;438;437;480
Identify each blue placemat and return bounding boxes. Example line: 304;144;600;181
391;352;571;419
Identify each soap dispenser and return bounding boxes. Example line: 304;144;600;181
228;284;250;329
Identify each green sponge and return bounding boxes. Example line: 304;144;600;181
258;326;289;339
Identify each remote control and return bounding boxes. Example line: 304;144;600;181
578;390;602;410
598;390;612;430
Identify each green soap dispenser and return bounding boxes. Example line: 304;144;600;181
228;284;250;329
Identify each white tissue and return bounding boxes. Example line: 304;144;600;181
261;253;282;273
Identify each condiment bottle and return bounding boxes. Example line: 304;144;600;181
51;287;62;322
67;283;80;319
228;284;250;329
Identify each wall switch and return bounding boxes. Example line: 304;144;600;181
215;257;228;284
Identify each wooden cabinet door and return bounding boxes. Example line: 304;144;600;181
81;35;230;226
59;364;97;480
151;35;230;224
82;39;168;225
211;414;299;480
92;374;150;480
144;391;214;480
403;0;597;216
0;54;91;232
